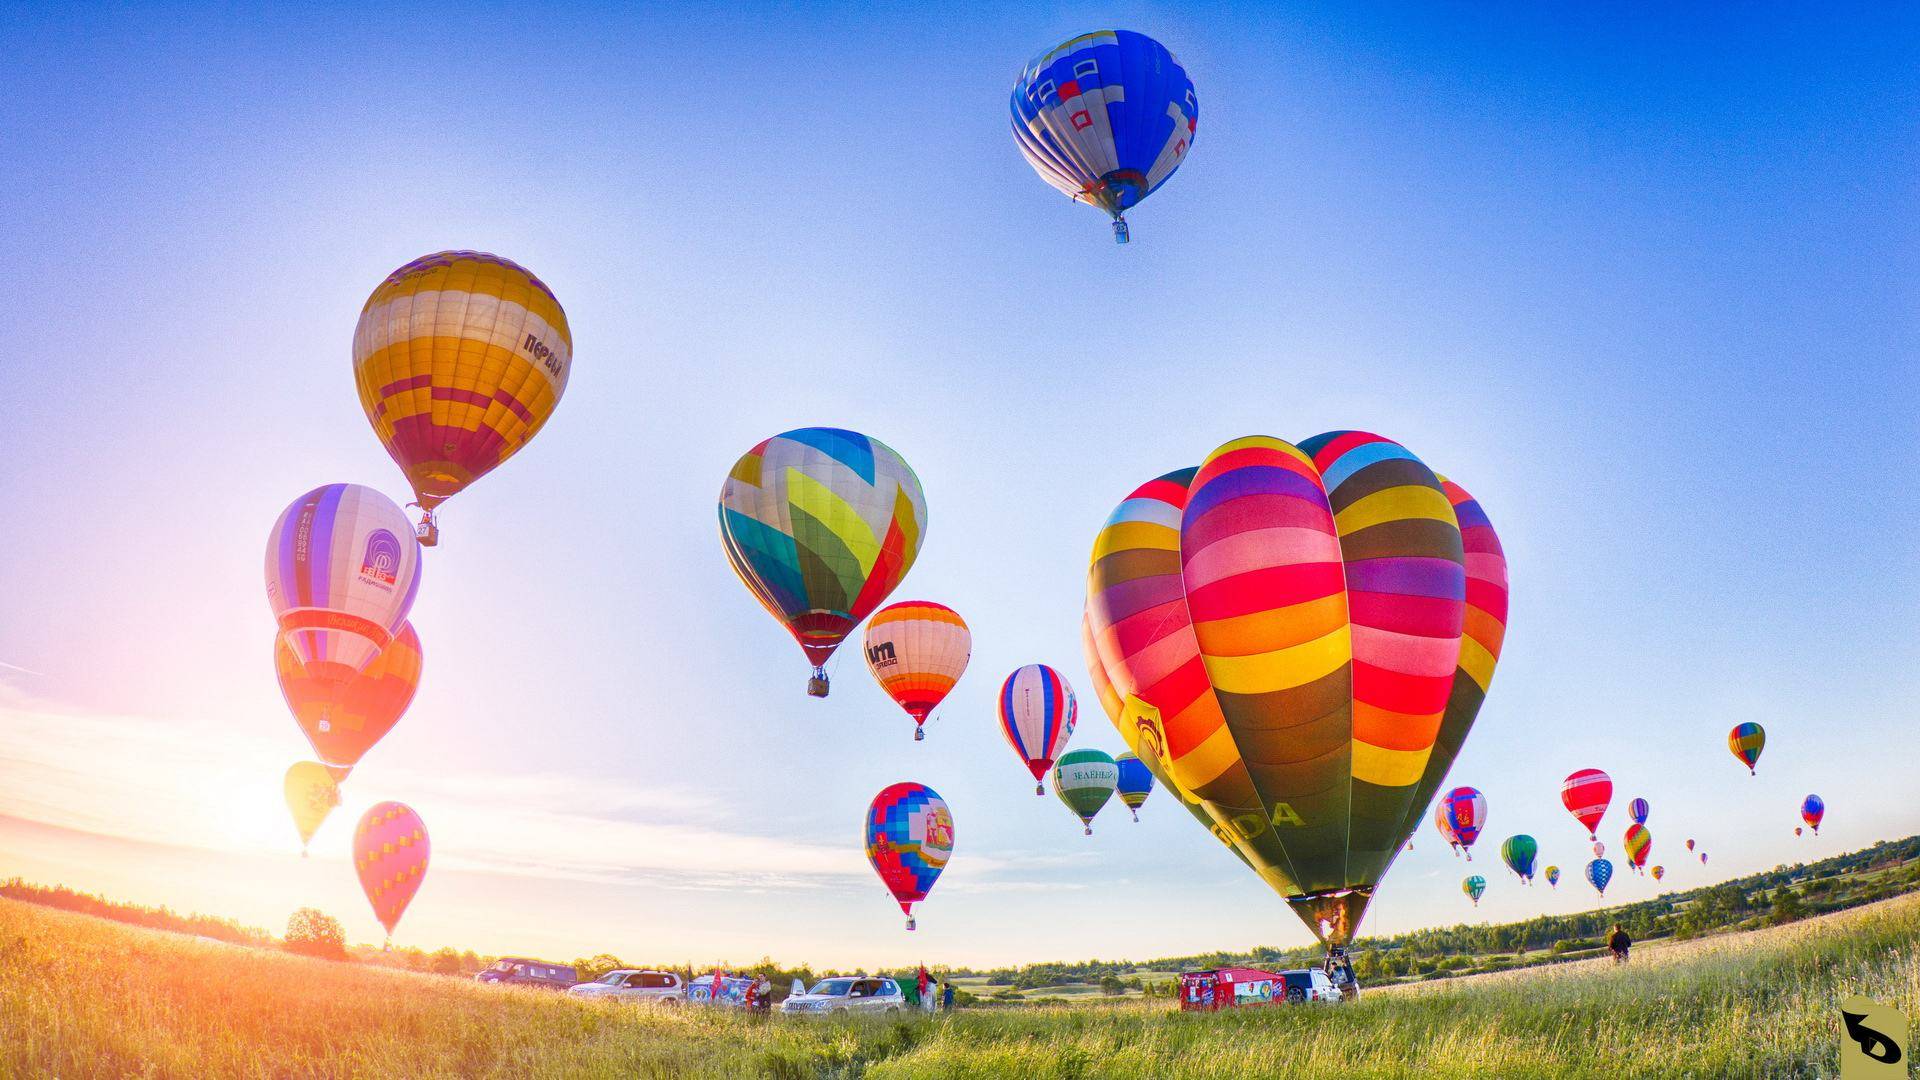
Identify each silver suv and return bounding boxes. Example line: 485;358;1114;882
779;977;906;1015
566;969;686;1005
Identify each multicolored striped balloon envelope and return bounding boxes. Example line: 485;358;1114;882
1627;797;1650;825
1623;823;1652;871
865;782;953;930
719;428;926;698
1114;752;1155;821
1651;864;1665;881
1561;769;1612;841
1801;794;1825;834
1544;864;1561;888
265;484;422;686
999;664;1077;795
275;621;422;779
353;251;571;545
1462;874;1486;905
1082;432;1510;946
1728;722;1765;775
1441;787;1488;859
1053;748;1119;835
354;801;429;941
1011;30;1197;243
1500;834;1537;883
863;601;971;741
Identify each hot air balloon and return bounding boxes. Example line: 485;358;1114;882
354;801;428;944
1434;800;1462;855
718;428;927;697
1080;433;1510;947
1561;769;1612;841
1628;797;1650;826
865;782;953;930
1801;794;1824;835
1794;826;1803;837
1114;752;1155;821
1651;864;1665;882
1010;30;1197;243
999;664;1077;795
1545;865;1561;888
1728;722;1765;774
352;251;571;546
1500;834;1537;884
1441;787;1488;861
1586;858;1613;895
1593;841;1606;858
1700;852;1709;864
1053;749;1119;835
1624;823;1651;873
1462;875;1486;906
1686;838;1695;852
266;485;422;686
275;622;422;779
283;761;340;855
862;601;970;740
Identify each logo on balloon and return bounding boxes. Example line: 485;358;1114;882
360;529;401;587
866;641;897;668
925;809;954;851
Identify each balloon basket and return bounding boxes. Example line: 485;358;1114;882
905;916;916;931
410;505;439;547
807;670;829;698
1035;783;1044;796
1083;825;1093;836
1112;217;1130;244
914;728;925;742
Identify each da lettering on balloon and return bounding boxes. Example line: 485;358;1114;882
1840;995;1907;1078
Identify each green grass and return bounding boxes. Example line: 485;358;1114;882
3;892;1916;1077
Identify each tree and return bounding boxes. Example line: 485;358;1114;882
1770;888;1807;925
574;954;626;982
1099;974;1125;995
430;947;463;976
285;908;347;961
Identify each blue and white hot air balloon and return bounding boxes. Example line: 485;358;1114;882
1010;30;1197;243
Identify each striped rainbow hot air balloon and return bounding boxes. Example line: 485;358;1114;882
353;251;571;545
1624;823;1652;873
1728;722;1765;775
999;664;1077;795
1081;433;1510;946
863;601;971;741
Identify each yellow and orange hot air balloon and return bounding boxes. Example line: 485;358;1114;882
353;251;571;545
276;621;423;781
1083;433;1509;947
863;601;971;741
283;761;341;855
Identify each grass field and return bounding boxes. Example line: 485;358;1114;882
4;893;1916;1078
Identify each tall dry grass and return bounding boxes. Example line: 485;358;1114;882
3;892;1915;1078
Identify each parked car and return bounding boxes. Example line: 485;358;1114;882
1178;966;1342;1009
475;957;579;991
566;969;686;1005
779;976;905;1015
688;975;758;1007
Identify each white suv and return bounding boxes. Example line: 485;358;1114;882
779;977;906;1016
566;970;686;1005
1278;969;1342;1003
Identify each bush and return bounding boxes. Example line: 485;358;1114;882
430;948;463;976
285;909;347;961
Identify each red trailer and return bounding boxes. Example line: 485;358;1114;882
1178;967;1284;1010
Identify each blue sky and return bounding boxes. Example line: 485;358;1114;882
0;3;1915;967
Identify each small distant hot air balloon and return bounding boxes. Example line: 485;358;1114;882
1053;749;1119;835
1011;30;1197;243
1545;865;1561;888
1794;826;1803;837
1651;864;1665;882
718;428;927;697
1114;752;1155;821
283;761;340;855
1801;794;1824;835
1561;769;1612;841
862;601;970;741
1700;852;1709;864
1463;875;1486;906
1624;824;1651;873
1627;798;1650;826
865;782;953;930
1686;838;1695;852
354;801;429;944
1593;840;1607;858
275;622;422;780
1587;858;1614;895
1728;722;1765;774
353;251;571;546
999;664;1077;795
1441;787;1488;861
266;484;423;685
1500;835;1538;884
1435;800;1462;855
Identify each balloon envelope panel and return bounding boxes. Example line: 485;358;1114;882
719;428;926;669
353;251;570;508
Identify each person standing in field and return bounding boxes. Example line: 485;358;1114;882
1608;924;1631;964
942;981;955;1012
